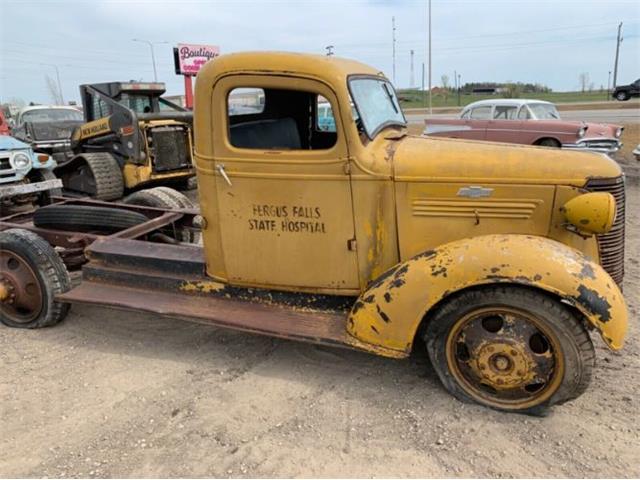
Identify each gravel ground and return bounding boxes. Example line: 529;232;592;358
1;185;638;478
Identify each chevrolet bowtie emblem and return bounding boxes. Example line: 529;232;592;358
457;186;494;198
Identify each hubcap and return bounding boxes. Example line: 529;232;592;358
0;251;43;323
445;307;563;409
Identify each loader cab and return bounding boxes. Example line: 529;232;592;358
80;82;179;121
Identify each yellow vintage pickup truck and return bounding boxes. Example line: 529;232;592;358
0;52;628;415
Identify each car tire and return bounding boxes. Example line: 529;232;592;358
537;138;561;148
615;91;629;101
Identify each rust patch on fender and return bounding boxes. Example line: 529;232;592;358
576;284;612;322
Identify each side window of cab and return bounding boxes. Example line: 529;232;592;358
227;87;338;150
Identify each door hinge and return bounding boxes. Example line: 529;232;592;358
347;238;357;251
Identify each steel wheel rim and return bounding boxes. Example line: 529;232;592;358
0;251;44;323
445;306;564;409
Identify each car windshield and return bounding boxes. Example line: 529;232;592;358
349;77;405;138
528;103;560;120
21;108;83;123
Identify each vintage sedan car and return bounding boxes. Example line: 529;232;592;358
423;99;623;154
11;105;84;162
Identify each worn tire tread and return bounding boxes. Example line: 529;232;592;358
0;228;71;328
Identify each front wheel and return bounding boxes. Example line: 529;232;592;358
615;91;629;101
424;286;595;415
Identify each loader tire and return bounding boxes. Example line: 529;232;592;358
34;204;148;234
0;228;71;328
60;153;124;201
123;187;198;243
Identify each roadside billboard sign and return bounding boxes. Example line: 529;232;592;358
175;44;220;76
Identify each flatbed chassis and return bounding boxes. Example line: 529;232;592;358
0;197;361;352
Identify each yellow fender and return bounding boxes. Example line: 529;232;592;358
346;234;627;357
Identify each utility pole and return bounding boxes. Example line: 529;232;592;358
612;22;623;89
392;16;396;84
325;45;334;56
457;73;462;106
607;70;612;99
454;69;458;106
410;50;415;89
132;38;168;82
421;62;425;107
427;0;432;114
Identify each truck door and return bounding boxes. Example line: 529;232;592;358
209;75;359;292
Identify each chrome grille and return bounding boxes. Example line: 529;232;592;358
586;176;625;286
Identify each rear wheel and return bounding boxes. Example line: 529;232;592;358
424;286;595;415
0;229;71;328
537;138;561;148
58;153;124;200
123;187;198;243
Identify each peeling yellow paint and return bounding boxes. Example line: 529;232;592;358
180;280;226;294
346;234;628;357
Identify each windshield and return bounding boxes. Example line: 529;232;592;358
528;103;560;120
22;108;83;123
349;77;405;138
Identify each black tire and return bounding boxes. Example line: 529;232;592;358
59;153;124;201
615;91;629;101
537;138;561;148
0;228;71;328
33;204;149;234
28;168;62;205
424;286;595;415
123;187;198;243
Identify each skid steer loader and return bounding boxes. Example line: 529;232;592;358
56;82;195;200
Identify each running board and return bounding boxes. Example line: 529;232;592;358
57;281;352;349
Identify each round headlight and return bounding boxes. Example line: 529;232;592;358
578;126;587;138
12;152;31;169
615;127;623;138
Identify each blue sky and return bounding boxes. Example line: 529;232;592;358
1;0;639;104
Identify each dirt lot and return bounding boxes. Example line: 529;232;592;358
1;184;639;478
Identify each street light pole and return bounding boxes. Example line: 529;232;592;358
458;73;461;106
607;70;612;100
427;0;432;114
132;39;168;82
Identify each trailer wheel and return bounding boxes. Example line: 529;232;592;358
123;187;198;243
0;228;71;328
58;153;124;201
34;204;149;234
424;286;594;415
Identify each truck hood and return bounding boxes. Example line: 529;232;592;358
392;135;622;186
0;136;30;151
